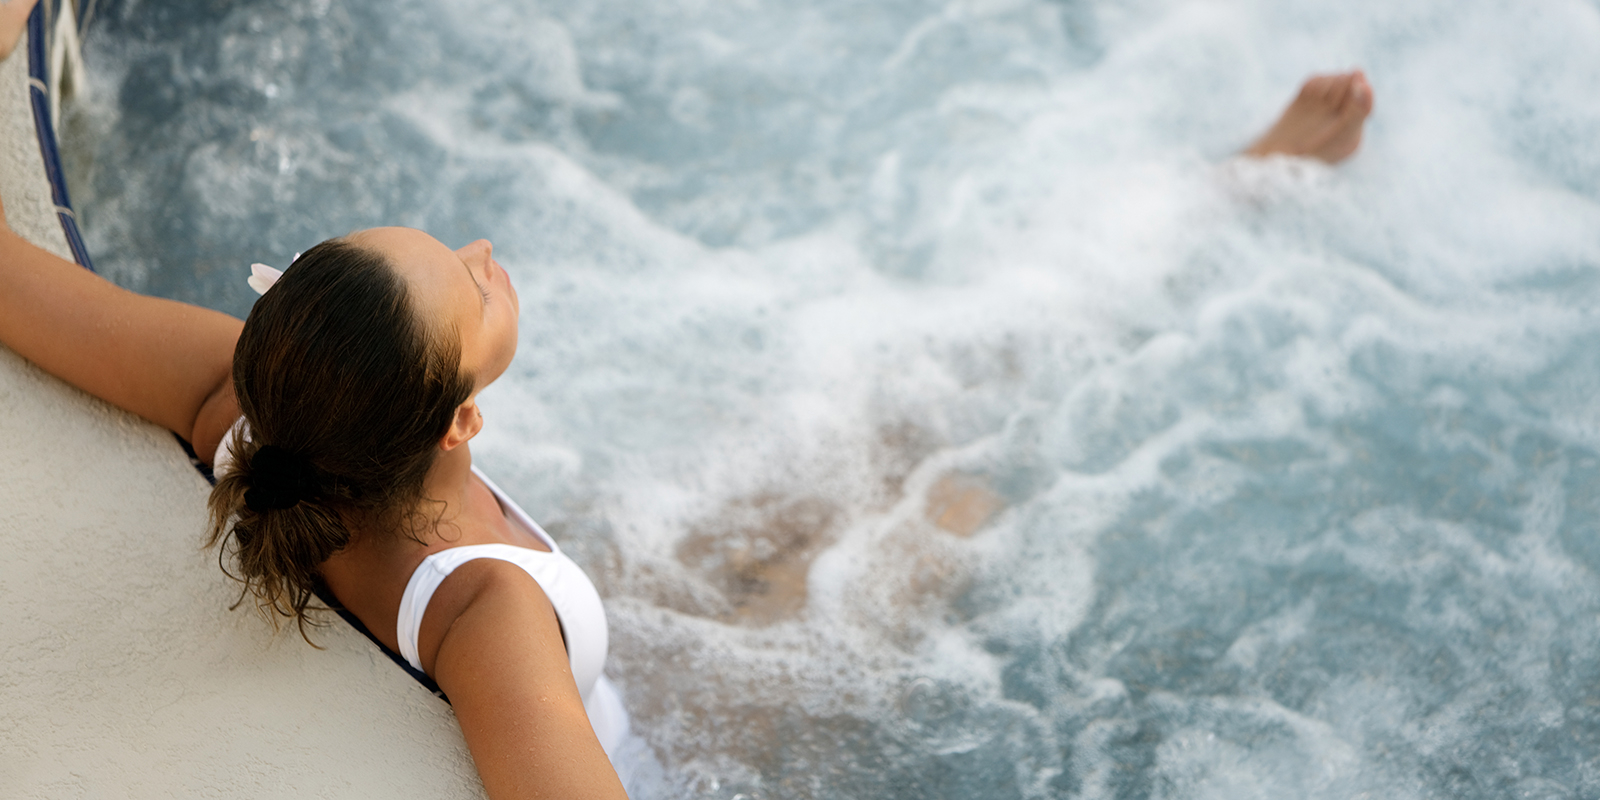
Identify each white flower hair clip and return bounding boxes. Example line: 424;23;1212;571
247;263;282;295
246;253;300;296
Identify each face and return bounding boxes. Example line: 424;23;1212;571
347;227;520;394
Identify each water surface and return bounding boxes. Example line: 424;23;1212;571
68;0;1600;797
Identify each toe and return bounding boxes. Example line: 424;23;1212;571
1327;74;1355;110
1298;75;1335;104
1349;72;1374;115
1336;73;1372;120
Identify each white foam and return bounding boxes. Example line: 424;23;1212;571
69;0;1600;794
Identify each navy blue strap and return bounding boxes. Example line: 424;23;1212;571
26;2;93;271
314;579;450;702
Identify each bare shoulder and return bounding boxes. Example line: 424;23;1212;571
417;557;565;679
425;558;628;799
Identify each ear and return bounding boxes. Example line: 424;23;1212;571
440;398;483;452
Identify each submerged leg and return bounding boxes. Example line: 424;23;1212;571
1245;70;1374;164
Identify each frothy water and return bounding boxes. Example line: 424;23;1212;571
67;0;1600;796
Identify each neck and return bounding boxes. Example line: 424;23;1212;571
420;441;475;535
330;442;475;557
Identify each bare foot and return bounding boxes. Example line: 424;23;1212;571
1245;70;1374;164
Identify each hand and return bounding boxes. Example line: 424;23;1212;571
0;0;40;63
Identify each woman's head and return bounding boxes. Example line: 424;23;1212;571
207;228;519;632
350;227;521;393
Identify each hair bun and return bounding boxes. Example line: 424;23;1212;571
244;445;320;513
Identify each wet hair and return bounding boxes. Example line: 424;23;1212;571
205;238;475;639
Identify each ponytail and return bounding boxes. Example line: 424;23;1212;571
207;431;350;640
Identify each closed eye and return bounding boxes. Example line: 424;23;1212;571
461;258;490;310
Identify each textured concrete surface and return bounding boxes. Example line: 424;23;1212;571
0;31;486;799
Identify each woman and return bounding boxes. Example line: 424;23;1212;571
1;217;632;797
0;3;1372;797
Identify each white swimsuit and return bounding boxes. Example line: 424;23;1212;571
213;420;630;759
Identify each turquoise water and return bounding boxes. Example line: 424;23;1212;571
71;0;1600;797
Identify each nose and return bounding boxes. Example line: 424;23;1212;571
456;238;493;262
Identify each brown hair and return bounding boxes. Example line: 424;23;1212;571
206;238;475;638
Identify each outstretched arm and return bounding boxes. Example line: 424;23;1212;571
0;196;243;464
0;0;241;462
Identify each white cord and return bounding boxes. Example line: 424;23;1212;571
46;0;88;131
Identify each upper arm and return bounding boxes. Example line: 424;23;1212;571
0;226;242;458
428;561;627;800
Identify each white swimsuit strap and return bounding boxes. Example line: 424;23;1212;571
212;417;249;475
470;465;559;552
395;544;562;673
